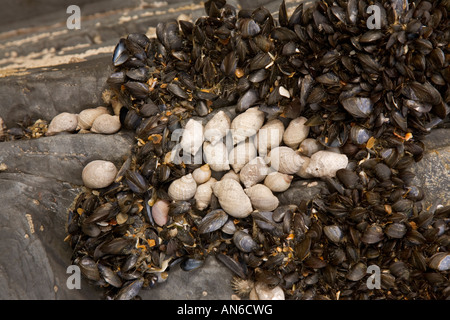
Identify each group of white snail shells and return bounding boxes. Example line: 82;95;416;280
167;107;349;219
46;106;121;136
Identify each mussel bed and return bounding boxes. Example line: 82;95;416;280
66;0;449;300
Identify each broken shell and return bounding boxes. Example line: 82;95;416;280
47;112;78;136
77;107;109;130
428;253;450;271
231;107;265;145
192;164;212;184
91;114;121;134
239;157;269;188
283;116;309;149
152;199;170;227
245;184;279;211
267;146;304;174
180;119;204;156
204;110;231;145
264;172;293;193
298;138;323;157
249;282;285;300
228;140;257;173
168;173;197;201
304;150;348;178
203;141;230;172
82;160;118;189
213;179;253;218
256;119;285;156
194;177;217;211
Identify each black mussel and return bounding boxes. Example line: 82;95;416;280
389;261;409;280
122;254;139;272
294;236;311;262
115;278;144;300
167;83;188;100
385;223;407;239
341;97;373;118
361;224;384;244
107;71;126;85
124;81;149;99
248;69;268;83
346;262;367;281
406;229;426;245
126;67;149;82
428;253;450;271
323;225;343;243
328;247;346;266
336;169;359;189
77;256;101;281
180;258;205;271
239;18;260;38
112;39;129;66
316;72;340;86
98;263;122;288
215;253;246;279
350;125;371;145
95;238;134;259
236;89;258;113
360;30;383;43
123;109;142;130
169;200;192;216
198;209;228;234
125;170;148;194
84;202;118;224
374;163;391;181
304;256;327;269
81;222;101;237
233;230;258;253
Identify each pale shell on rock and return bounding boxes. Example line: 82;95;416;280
267;146;305;174
180;119;204;156
194;177;217;210
264;172;293;193
255;119;285;156
168;173;197;201
213;179;253;218
228;139;257;173
91;114;121;134
304;150;349;178
82;160;118;189
231;107;265;145
151;199;170;227
192;164;212;184
245;184;279;211
204;110;231;145
239;156;269;188
47;112;78;136
77;106;109;130
283;116;309;149
249;282;285;300
203;141;230;172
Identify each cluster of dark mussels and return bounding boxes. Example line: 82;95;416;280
66;0;449;300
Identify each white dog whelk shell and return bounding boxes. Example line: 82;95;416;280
203;141;230;172
168;173;197;201
304;150;349;178
91;114;121;134
47;112;78;136
204;110;231;145
82;160;118;189
228;139;257;173
77;106;109;130
267;146;305;174
230;107;265;145
256;119;284;156
264;172;293;193
194;177;217;211
213;179;253;218
283;116;309;149
180;119;204;156
192;164;212;184
245;184;279;211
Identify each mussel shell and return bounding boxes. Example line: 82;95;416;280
346;262;367;281
233;230;258;253
115;278;144;300
198;209;228;234
180;258;205;271
385;223;407;239
361;224;384;244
